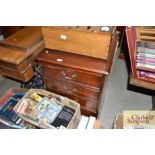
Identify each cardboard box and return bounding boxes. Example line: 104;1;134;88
14;89;81;129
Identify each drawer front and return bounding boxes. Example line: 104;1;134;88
0;65;34;82
44;77;99;101
61;94;97;111
41;64;103;88
0;67;22;81
0;61;18;70
41;87;98;117
42;27;111;59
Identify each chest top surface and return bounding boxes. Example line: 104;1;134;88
36;49;110;75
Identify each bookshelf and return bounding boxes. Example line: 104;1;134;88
126;26;155;110
126;26;155;84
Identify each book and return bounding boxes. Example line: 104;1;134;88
136;60;155;66
0;91;13;108
137;63;155;69
51;105;75;128
0;116;22;129
15;93;63;128
137;53;155;58
16;98;39;122
0;116;38;129
86;116;96;129
36;97;62;123
137;56;155;63
0;91;38;129
138;71;155;81
77;116;89;129
0;97;22;125
139;71;155;78
15;98;55;129
137;46;155;54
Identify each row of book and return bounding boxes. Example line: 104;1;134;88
126;26;155;83
136;41;155;82
77;115;101;129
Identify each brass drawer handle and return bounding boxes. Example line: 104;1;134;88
61;71;77;80
64;86;77;94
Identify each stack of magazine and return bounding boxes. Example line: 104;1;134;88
14;92;76;129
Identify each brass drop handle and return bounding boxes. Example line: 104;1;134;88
71;73;77;78
61;71;77;80
64;86;77;94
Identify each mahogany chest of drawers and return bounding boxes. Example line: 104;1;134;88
36;32;118;117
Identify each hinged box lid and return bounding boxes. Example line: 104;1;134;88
0;26;43;52
0;27;44;64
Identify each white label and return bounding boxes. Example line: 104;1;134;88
56;58;63;62
60;34;67;40
101;26;110;32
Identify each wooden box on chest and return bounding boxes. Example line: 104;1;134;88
0;26;44;82
36;26;118;117
42;26;115;59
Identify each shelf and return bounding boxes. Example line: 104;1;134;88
136;66;155;73
129;73;155;91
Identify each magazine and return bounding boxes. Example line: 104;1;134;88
15;93;63;128
36;97;62;123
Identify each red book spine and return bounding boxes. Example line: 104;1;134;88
0;91;13;107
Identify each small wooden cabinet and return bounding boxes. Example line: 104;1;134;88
36;30;118;117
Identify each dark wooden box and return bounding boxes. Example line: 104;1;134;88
42;26;115;60
0;27;44;82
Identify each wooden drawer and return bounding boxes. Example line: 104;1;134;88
0;61;18;70
40;64;103;88
42;26;113;59
43;87;98;117
44;77;100;101
0;67;22;80
0;59;34;82
61;94;97;111
0;64;34;82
